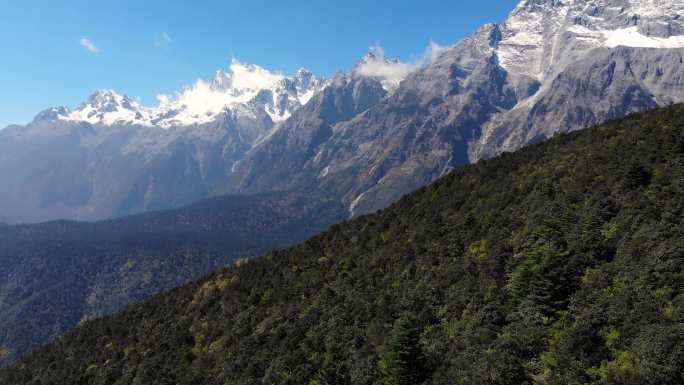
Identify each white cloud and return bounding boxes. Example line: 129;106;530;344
356;45;416;86
418;41;448;66
154;60;290;126
79;38;101;53
355;41;448;91
155;32;173;47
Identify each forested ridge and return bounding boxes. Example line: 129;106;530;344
0;189;345;367
2;104;683;385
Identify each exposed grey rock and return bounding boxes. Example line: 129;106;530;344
474;47;684;159
1;0;682;224
0;114;271;223
31;107;70;122
233;0;684;216
0;66;325;224
230;71;388;194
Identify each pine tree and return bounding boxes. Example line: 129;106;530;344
379;314;425;385
625;162;652;188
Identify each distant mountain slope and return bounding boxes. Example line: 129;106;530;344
230;69;389;194
4;1;682;225
234;0;684;216
0;63;326;224
3;104;682;385
0;189;345;367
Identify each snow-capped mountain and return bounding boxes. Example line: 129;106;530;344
5;0;683;372
231;0;684;216
0;61;327;223
55;90;153;126
496;0;684;82
476;0;684;158
1;0;683;224
352;46;418;93
54;60;325;128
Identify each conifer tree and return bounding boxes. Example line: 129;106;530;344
379;314;425;385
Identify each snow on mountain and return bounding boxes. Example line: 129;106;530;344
48;48;443;128
354;43;447;92
11;0;683;225
474;0;684;160
252;0;684;217
59;90;154;126
54;60;326;128
602;27;684;48
354;46;417;92
496;0;684;81
628;0;684;18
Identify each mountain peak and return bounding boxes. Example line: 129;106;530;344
294;68;316;85
356;45;392;67
32;106;71;123
88;88;125;100
210;70;232;91
496;0;684;81
296;68;312;76
155;60;325;126
38;61;326;128
512;0;682;13
54;89;152;127
359;51;379;64
353;46;417;92
85;89;135;111
225;59;285;92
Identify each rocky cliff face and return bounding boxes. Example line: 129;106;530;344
473;0;684;159
475;47;684;159
230;72;389;195
1;0;682;223
0;64;326;224
0;116;262;223
235;0;684;216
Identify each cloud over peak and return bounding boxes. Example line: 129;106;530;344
355;42;447;92
355;45;416;87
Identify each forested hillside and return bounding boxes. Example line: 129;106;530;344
0;189;344;367
2;104;683;385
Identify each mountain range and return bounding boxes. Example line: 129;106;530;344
232;0;684;216
0;0;683;373
2;102;682;384
0;63;327;224
2;0;682;224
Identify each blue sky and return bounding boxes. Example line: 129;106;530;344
0;0;519;128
